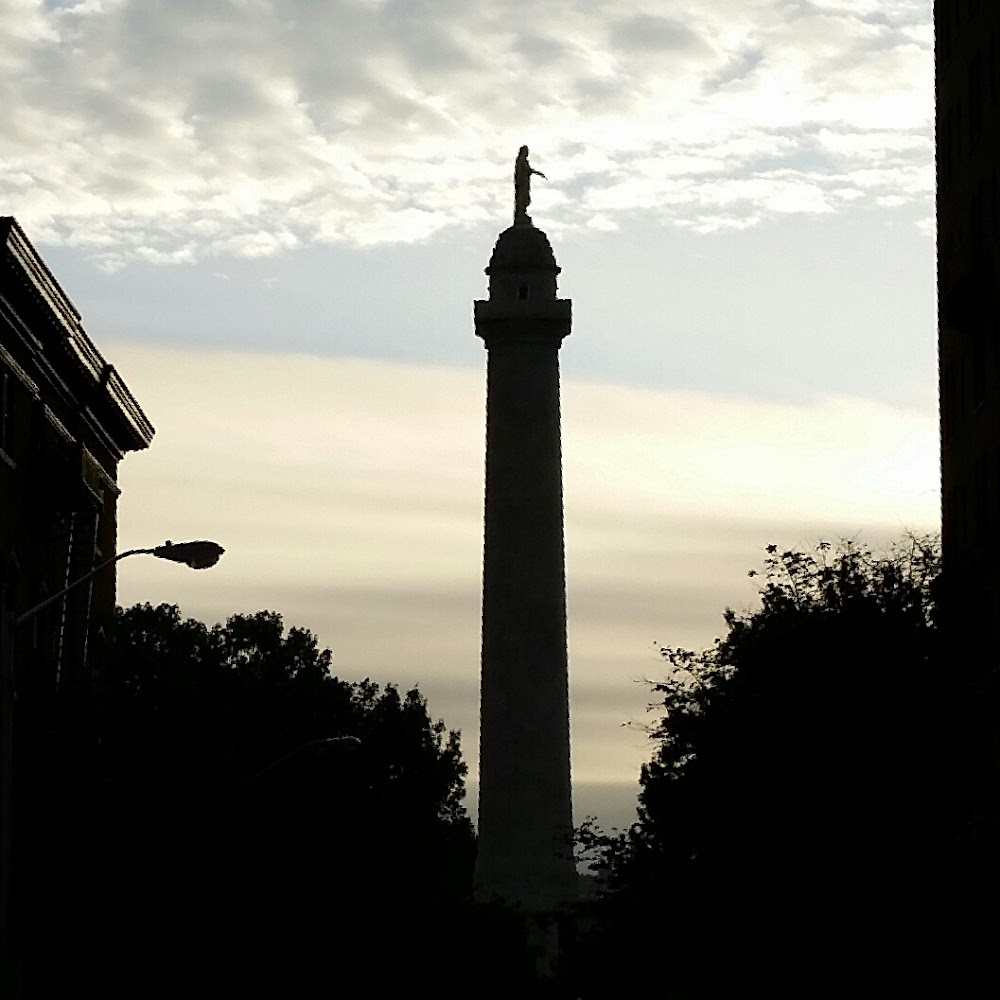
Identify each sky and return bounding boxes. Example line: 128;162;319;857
1;0;938;832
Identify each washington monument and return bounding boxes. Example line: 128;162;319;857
473;150;577;912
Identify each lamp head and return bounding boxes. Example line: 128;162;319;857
153;540;225;569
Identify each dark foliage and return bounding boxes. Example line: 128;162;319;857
574;537;1000;1000
15;604;486;997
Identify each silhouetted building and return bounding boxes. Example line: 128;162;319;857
0;216;153;694
936;3;1000;625
473;216;577;913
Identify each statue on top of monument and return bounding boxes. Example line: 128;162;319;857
514;145;546;226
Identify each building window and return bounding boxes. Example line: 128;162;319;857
975;455;989;542
961;486;970;550
989;35;998;102
518;284;529;300
996;448;1000;518
1;367;10;456
992;169;999;234
971;53;983;144
973;338;987;409
972;186;984;255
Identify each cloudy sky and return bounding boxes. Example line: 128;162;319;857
2;0;937;830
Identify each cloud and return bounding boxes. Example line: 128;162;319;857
107;343;938;807
608;14;708;55
702;45;766;92
0;0;932;264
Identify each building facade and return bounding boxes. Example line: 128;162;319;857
473;219;578;914
936;2;1000;624
0;216;154;694
1;217;153;993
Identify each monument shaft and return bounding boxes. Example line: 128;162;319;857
474;221;576;910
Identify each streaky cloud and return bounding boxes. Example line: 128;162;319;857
109;344;938;811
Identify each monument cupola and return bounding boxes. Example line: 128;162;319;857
485;224;561;303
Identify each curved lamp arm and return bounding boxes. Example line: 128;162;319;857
252;735;362;781
14;540;225;628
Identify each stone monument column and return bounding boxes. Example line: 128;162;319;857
473;173;577;912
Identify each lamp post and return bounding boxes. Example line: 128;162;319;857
0;539;225;994
252;735;362;781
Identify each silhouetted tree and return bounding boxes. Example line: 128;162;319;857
16;604;480;998
575;537;999;1000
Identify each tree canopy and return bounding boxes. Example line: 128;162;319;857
16;604;481;997
575;537;1000;1000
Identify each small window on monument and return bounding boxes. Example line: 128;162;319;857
518;284;529;300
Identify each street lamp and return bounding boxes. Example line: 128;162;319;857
252;735;362;781
13;539;226;627
0;538;225;994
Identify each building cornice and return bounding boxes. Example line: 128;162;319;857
0;217;155;456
